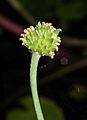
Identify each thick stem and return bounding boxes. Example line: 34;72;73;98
30;52;44;120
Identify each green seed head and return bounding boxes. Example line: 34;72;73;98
20;21;61;58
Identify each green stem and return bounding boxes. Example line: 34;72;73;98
30;52;44;120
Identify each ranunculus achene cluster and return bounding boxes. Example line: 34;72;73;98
20;21;61;58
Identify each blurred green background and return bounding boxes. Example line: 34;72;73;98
0;0;87;120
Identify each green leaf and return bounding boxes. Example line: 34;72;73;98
6;96;65;120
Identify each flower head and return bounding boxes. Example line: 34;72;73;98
20;22;61;58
